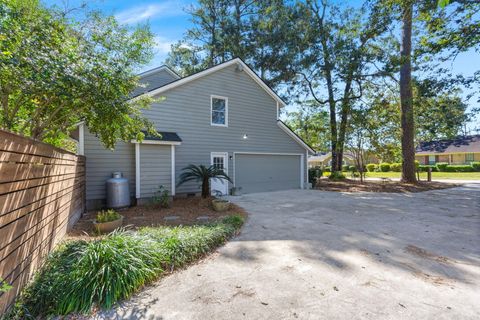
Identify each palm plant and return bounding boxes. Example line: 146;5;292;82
177;164;232;198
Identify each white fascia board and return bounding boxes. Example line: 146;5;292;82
138;66;180;79
277;121;315;154
130;139;181;145
141;58;287;107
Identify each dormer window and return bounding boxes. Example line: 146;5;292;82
211;95;228;127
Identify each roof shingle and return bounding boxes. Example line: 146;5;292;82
415;135;480;154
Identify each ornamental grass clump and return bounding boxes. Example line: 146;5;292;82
7;215;244;319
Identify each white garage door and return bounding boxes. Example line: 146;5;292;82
235;154;302;194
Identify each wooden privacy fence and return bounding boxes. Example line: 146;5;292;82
0;129;85;314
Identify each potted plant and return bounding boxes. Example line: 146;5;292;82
212;198;230;211
93;209;123;234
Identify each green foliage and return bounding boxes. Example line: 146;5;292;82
436;162;449;172
95;209;121;223
328;171;346;181
0;0;156;149
151;185;170;208
444;165;475;172
390;163;402;172
285;105;330;151
8;215;244;318
308;167;323;187
366;163;378;172
348;165;357;172
341;165;349;172
419;165;439;172
177;164;232;198
471;162;480;172
379;163;391;172
0;277;12;293
308;167;323;181
324;166;331;172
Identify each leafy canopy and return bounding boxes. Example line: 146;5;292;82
0;0;156;149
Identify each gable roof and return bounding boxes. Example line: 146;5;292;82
135;58;287;107
277;120;315;154
131;66;180;98
138;65;180;79
416;135;480;154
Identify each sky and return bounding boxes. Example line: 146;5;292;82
43;0;479;131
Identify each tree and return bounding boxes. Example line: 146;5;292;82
281;0;391;174
285;103;330;151
177;164;232;198
399;0;416;182
357;79;471;162
347;109;369;183
0;0;156;149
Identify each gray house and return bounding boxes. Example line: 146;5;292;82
77;58;314;209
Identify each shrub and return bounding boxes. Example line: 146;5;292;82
366;163;377;172
436;162;449;172
152;185;170;208
444;165;474;172
9;216;245;318
390;163;402;172
95;209;121;223
415;160;420;169
379;163;391;172
324;166;331;172
342;165;349;172
309;167;323;184
348;165;357;172
418;165;438;172
471;162;480;171
329;171;346;180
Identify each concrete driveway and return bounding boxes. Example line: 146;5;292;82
99;183;480;320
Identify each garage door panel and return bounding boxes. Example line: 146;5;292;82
235;154;301;193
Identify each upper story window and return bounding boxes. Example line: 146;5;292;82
211;95;228;127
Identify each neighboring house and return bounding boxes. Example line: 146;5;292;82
76;58;315;209
308;152;355;168
415;135;480;165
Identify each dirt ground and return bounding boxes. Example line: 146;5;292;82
68;197;247;238
314;178;457;193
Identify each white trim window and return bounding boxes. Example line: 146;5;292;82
211;95;228;127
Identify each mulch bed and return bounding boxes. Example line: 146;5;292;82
68;196;247;239
314;178;458;193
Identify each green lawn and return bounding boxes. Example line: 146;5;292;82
364;171;480;180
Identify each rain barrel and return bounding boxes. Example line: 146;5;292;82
106;172;131;209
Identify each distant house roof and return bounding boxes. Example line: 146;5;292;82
308;152;354;162
415;135;480;154
142;131;182;142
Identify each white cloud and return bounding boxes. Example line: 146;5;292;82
115;1;185;24
154;36;174;54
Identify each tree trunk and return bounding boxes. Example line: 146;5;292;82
399;2;417;183
321;40;339;173
202;177;210;198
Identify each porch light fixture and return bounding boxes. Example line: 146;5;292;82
243;134;248;139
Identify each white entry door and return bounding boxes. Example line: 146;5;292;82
210;152;229;196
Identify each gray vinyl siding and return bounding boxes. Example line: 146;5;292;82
84;129;135;201
131;69;178;97
139;144;172;198
144;64;308;194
